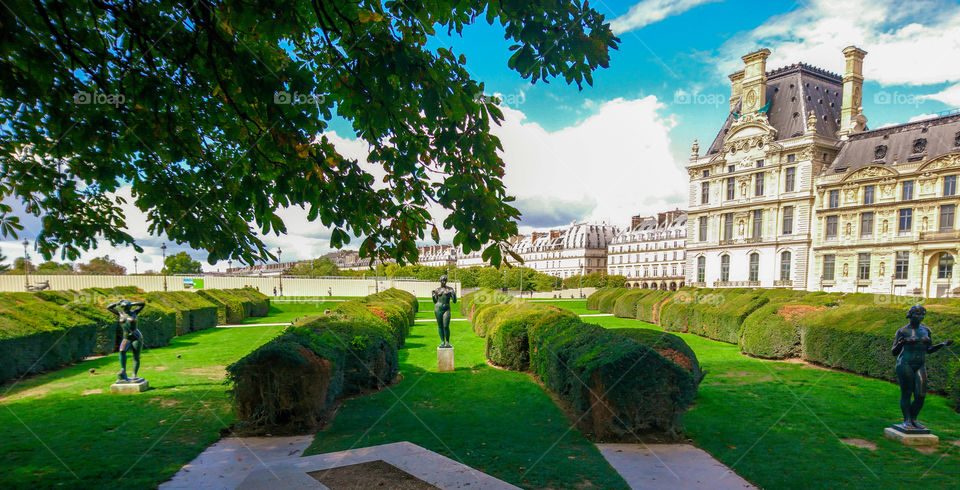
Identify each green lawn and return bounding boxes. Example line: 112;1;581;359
0;324;284;488
240;300;345;324
581;307;960;489
305;299;629;489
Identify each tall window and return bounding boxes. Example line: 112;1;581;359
823;254;836;281
723;213;734;241
829;190;839;208
697;256;706;282
898;209;913;234
701;182;710;204
860;212;874;238
940;204;956;232
698;216;708;241
755;172;765;196
785;167;796;192
702;169;710;177
895;251;909;280
825;215;839;239
752;209;763;239
945;175;957;196
726;178;735;200
787;154;796;163
780;251;792;281
782;206;794;235
902;181;914;201
863;185;875;205
858;253;871;280
720;254;730;282
756;159;764;168
938;253;955;279
749;253;760;282
728;165;736;173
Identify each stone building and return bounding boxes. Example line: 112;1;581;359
513;222;619;278
810;113;960;297
686;47;857;290
416;245;458;269
607;210;687;290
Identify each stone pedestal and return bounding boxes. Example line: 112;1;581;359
884;426;938;446
110;379;149;393
437;347;454;372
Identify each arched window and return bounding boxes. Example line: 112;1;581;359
781;251;792;281
720;254;730;282
938;253;955;279
697;256;706;283
749;253;760;282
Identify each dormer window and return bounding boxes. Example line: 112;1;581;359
913;138;927;154
874;145;887;160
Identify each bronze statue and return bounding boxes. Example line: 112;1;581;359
432;275;457;348
107;299;147;383
891;305;953;431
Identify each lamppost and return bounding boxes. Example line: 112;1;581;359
579;260;584;298
277;248;283;296
227;259;232;275
22;239;29;290
519;267;523;298
133;256;138;275
161;243;167;291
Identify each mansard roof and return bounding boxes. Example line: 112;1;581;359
707;63;845;155
828;112;960;174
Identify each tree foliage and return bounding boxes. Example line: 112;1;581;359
288;257;339;277
35;261;75;274
164;251;203;274
0;1;618;267
77;256;126;275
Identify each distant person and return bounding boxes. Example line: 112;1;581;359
328;287;333;297
273;287;277;297
324;309;331;314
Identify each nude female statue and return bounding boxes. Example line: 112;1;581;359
432;275;457;348
891;305;953;431
107;299;147;382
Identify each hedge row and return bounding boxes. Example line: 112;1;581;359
0;287;269;385
586;287;960;410
227;288;416;434
464;288;701;439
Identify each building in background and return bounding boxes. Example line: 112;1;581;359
686;47;855;290
513;222;619;278
417;245;458;269
810;112;960;297
608;210;687;290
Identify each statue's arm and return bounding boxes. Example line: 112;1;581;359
452;290;457;303
892;331;904;356
106;301;121;315
432;291;438;303
928;335;954;353
130;301;146;314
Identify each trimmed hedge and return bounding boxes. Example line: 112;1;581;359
484;304;577;371
609;328;705;383
739;291;840;359
145;291;219;335
612;289;654;319
635;289;674;324
196;288;270;324
228;290;414;434
597;288;627;313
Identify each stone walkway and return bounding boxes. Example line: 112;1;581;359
597;443;755;489
160;435;313;490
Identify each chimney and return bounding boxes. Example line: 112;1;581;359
838;46;867;139
631;215;644;229
739;49;771;114
728;70;744;112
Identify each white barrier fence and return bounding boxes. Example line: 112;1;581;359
0;275;459;298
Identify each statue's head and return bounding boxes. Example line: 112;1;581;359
907;304;926;321
440;275;448;286
120;299;132;309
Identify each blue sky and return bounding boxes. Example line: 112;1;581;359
3;0;960;271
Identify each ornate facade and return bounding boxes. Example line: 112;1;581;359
810;114;960;297
513;222;619;278
607;210;687;290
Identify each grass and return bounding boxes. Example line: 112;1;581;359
578;302;960;489
240;300;344;324
0;324;284;488
304;299;629;489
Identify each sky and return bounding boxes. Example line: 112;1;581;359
3;0;960;272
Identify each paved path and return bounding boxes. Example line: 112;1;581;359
160;435;313;490
597;443;755;489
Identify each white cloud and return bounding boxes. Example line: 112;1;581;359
715;0;960;88
926;84;960;107
611;0;719;35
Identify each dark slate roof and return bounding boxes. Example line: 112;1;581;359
828;112;960;173
707;63;845;155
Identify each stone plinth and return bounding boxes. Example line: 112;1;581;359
437;347;454;372
110;379;149;393
884;427;938;446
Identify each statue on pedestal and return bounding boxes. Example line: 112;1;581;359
891;305;953;432
107;299;147;383
432;275;457;348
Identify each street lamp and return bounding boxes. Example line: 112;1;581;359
277;248;283;296
227;259;232;275
161;243;167;291
22;239;29;290
133;256;138;275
